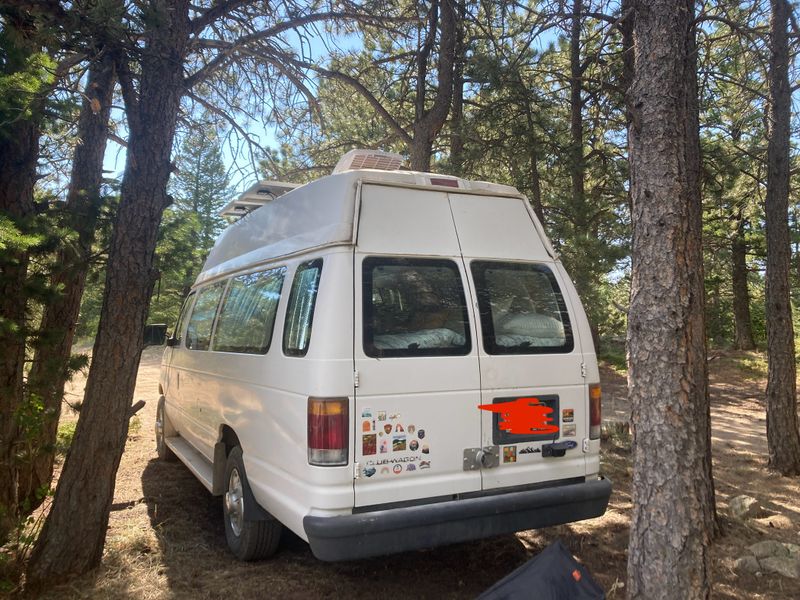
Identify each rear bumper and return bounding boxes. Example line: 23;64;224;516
303;476;611;561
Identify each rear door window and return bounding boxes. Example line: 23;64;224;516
470;261;573;354
213;267;286;354
283;259;323;357
185;282;226;351
363;257;471;357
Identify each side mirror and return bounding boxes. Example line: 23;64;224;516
165;336;178;347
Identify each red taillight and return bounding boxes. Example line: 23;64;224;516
308;397;349;466
589;384;601;440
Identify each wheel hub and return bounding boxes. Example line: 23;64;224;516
225;468;244;537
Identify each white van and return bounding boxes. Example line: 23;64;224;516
157;150;611;562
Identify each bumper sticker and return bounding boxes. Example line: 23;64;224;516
392;435;407;452
503;446;517;463
562;408;574;423
562;424;576;437
362;434;377;455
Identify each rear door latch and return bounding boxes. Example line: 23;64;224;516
463;446;500;470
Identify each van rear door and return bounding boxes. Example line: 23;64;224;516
352;184;483;508
448;194;588;491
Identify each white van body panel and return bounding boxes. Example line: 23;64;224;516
159;166;609;559
448;193;551;262
353;184;482;507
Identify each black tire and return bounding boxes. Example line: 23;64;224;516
155;397;177;462
223;446;282;561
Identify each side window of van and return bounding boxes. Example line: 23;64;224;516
470;261;574;355
213;267;286;354
185;282;226;351
283;259;323;357
174;292;195;345
363;257;471;358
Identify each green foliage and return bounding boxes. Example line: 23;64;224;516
148;124;232;329
55;421;76;456
0;214;45;254
599;346;628;374
0;36;55;134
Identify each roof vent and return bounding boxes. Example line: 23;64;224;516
332;149;404;174
219;180;300;219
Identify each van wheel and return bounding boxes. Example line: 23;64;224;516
223;446;281;561
155;397;177;462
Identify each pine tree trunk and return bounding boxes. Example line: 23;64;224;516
764;0;800;476
528;145;544;224
684;14;719;537
20;53;116;512
568;0;600;348
0;13;41;543
0;118;38;545
731;216;756;351
409;0;456;172
569;0;585;225
449;1;465;176
626;1;713;597
26;1;191;585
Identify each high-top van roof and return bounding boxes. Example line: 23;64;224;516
197;167;545;287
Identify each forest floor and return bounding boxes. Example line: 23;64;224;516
21;348;800;599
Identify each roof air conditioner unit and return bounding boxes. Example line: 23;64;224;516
332;149;405;174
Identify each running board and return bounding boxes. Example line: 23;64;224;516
165;437;214;492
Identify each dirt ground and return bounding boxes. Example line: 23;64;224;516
23;349;800;599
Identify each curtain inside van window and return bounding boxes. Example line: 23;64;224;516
213;267;286;354
283;260;323;356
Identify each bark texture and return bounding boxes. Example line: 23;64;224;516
0;11;41;542
626;1;713;597
731;216;756;351
569;0;585;226
410;0;456;171
764;0;800;476
20;53;116;511
448;1;465;176
26;0;191;584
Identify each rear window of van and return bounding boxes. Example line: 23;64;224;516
470;261;574;355
363;257;471;358
283;259;323;357
213;267;286;354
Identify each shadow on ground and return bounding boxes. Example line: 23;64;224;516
139;457;619;599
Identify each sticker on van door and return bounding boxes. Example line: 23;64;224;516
359;416;433;477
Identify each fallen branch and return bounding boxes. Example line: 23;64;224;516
128;400;145;418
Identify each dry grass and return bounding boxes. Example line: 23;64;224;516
13;348;799;598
